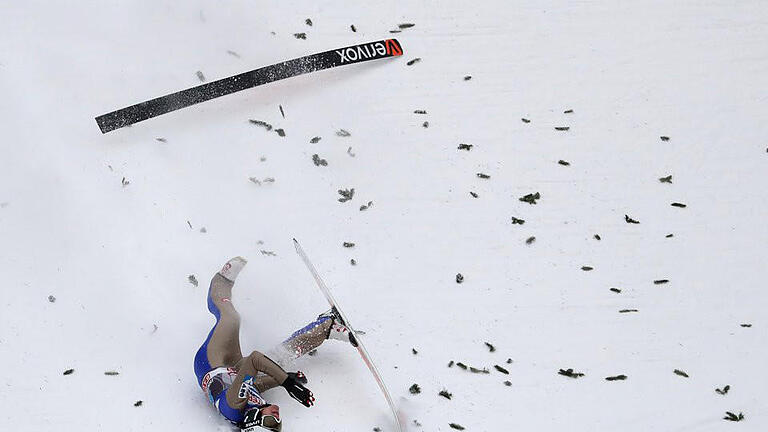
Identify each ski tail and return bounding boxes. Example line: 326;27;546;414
95;39;403;133
292;238;403;432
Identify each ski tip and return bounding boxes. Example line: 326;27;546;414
384;39;403;57
95;115;110;134
292;238;298;244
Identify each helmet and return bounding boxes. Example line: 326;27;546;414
241;405;282;432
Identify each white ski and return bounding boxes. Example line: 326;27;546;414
293;238;403;432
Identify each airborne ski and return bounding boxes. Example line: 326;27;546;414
292;238;403;432
95;39;403;133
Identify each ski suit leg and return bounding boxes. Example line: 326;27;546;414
193;273;244;386
270;315;334;364
206;273;244;366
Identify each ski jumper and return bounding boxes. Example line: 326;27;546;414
194;267;334;424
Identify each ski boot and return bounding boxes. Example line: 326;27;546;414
318;307;358;347
219;256;247;282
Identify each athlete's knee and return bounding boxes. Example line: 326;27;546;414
213;295;238;314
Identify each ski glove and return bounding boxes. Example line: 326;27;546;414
286;371;307;384
281;371;314;407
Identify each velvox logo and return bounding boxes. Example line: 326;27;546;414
336;39;402;63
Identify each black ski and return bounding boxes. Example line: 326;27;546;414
95;39;403;134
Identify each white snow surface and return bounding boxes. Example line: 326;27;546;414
1;1;767;431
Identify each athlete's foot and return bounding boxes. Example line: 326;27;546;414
329;321;358;347
219;256;248;282
319;308;358;347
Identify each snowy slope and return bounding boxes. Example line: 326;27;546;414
1;1;767;431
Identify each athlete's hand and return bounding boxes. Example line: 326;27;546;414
281;372;314;407
287;371;307;384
